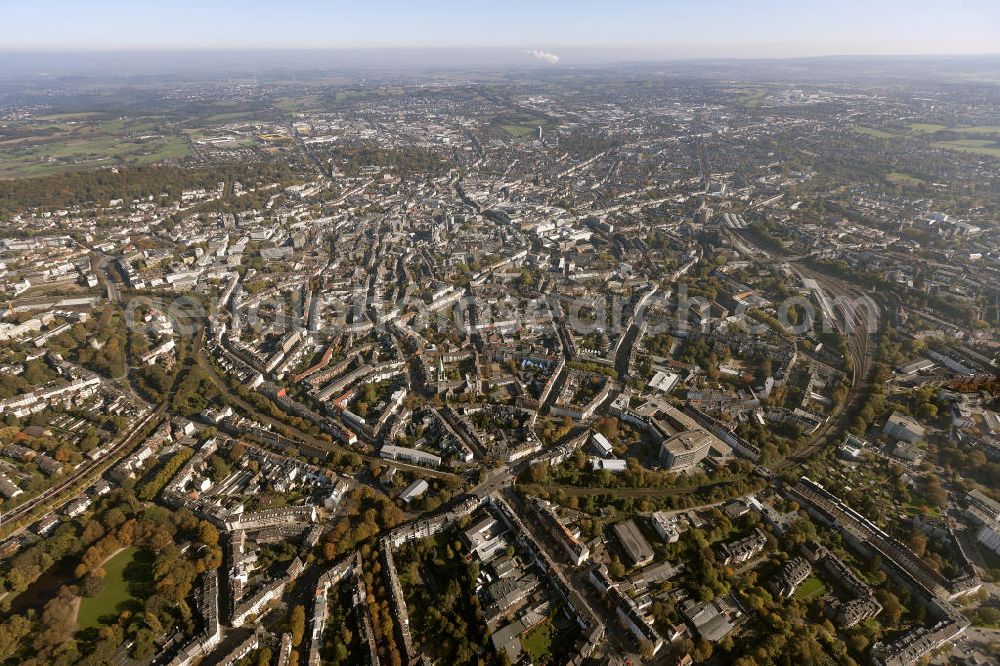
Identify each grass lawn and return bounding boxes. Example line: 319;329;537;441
932;139;1000;158
0;133;191;176
902;502;938;517
902;489;940;517
738;87;769;109
909;123;948;134
909;123;1000;136
274;95;324;112
76;547;153;630
957;126;1000;135
0;108;191;177
793;576;827;600
854;126;901;139
522;620;553;662
35;112;103;121
501;124;539;139
887;172;925;185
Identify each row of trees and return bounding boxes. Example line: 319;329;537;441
358;545;403;666
319;583;361;665
137;447;194;501
397;527;504;666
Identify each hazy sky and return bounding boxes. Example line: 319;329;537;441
4;0;998;58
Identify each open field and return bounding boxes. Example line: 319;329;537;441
908;123;1000;136
944;125;1000;135
738;87;769;109
200;112;251;123
274;95;326;111
909;123;948;134
491;108;553;140
887;171;926;185
0;112;192;177
35;112;103;122
852;123;1000;161
76;547;153;630
501;124;540;138
853;126;900;139
932;139;1000;158
0;137;192;177
0;105;288;177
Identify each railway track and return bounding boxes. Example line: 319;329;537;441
1;404;165;537
726;228;881;472
194;350;462;482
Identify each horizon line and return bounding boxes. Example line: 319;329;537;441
2;47;999;60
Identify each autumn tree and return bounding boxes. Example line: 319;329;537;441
290;605;306;647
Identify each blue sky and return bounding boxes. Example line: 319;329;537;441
3;0;998;57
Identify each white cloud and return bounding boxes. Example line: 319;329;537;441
525;49;560;64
